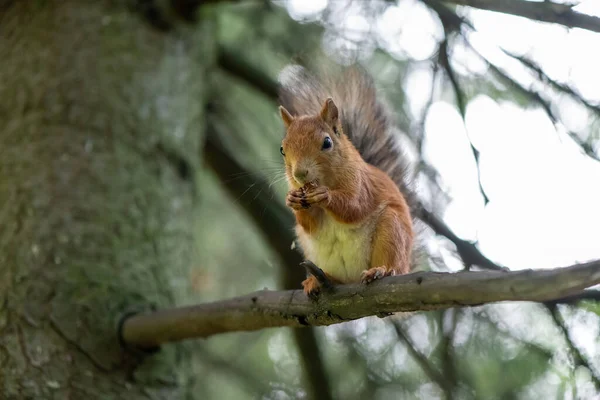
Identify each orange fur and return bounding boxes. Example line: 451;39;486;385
280;98;414;297
301;272;342;296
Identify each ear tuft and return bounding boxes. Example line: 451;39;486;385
320;97;338;128
279;106;294;128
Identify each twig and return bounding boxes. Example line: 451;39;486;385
392;321;455;399
473;311;553;359
463;37;600;162
547;304;600;390
203;137;301;269
437;309;459;393
120;259;600;348
424;1;600;162
339;333;384;398
194;344;270;395
500;50;600;160
501;49;600;117
291;329;333;400
440;0;600;34
415;63;439;155
438;36;489;204
428;1;600;164
416;205;507;271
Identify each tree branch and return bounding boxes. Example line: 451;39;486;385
501;48;600;117
169;0;253;21
423;3;600;163
203;136;301;271
441;0;600;34
416;205;507;271
462;35;600;163
218;46;279;99
121;259;600;348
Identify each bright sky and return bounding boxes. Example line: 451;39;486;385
284;0;600;271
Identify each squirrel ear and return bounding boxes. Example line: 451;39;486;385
320;97;339;129
279;106;294;128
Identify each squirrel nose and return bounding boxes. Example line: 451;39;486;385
294;168;308;184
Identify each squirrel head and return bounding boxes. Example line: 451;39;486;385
279;98;354;190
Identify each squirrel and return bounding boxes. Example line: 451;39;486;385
277;65;414;297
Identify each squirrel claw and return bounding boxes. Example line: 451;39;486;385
286;190;307;210
303;186;329;206
302;275;321;300
361;266;388;284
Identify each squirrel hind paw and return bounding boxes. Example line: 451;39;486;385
361;266;388;284
302;275;321;299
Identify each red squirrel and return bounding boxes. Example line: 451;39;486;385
277;65;414;296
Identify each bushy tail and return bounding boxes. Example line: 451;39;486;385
277;64;414;206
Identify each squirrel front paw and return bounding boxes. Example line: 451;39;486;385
286;184;330;210
286;188;308;210
303;185;330;207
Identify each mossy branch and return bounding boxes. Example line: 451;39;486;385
121;259;600;349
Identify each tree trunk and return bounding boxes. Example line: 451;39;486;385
0;1;213;398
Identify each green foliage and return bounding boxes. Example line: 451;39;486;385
579;300;600;317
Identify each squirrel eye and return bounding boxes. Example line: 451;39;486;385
280;146;285;156
322;137;333;150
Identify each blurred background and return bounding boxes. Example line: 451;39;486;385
2;0;600;399
198;1;600;399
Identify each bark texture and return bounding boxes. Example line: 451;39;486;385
0;1;212;398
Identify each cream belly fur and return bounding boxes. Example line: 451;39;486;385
296;208;383;283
